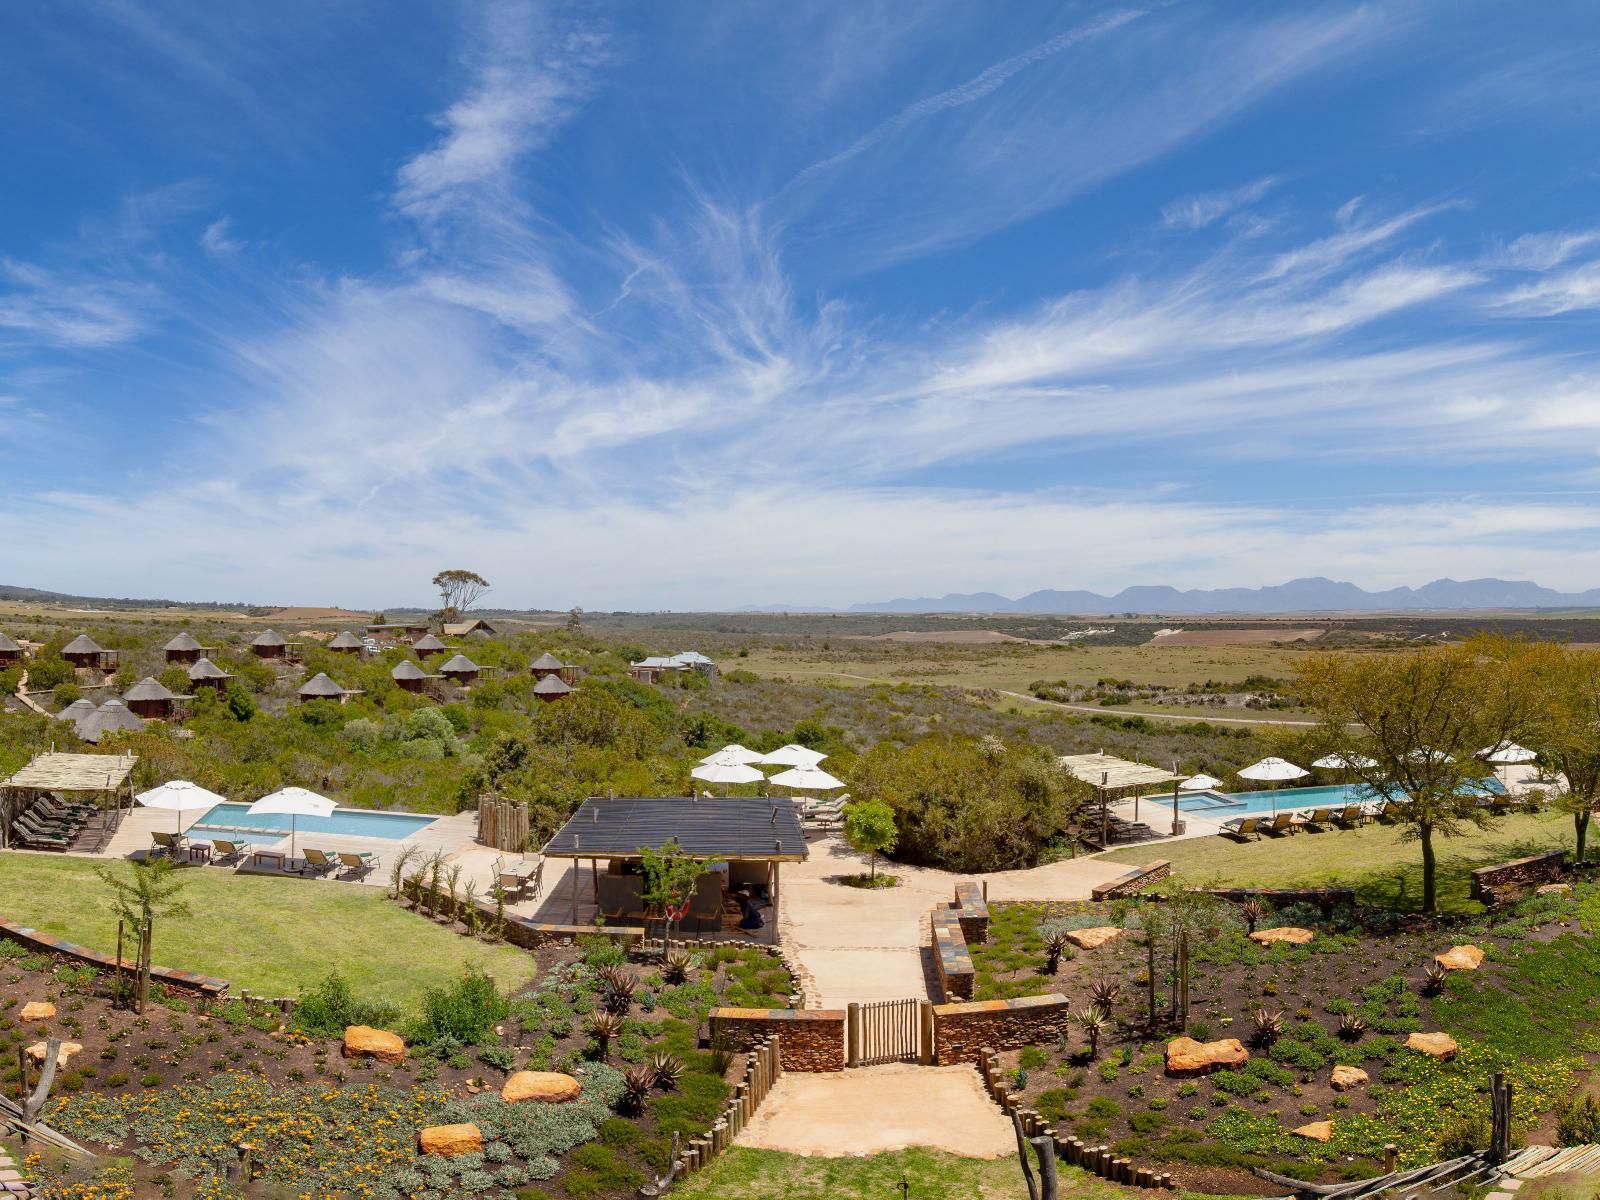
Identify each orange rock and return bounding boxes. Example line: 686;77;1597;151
1249;927;1314;946
342;1025;406;1064
1165;1036;1248;1076
1434;945;1484;971
1406;1032;1458;1060
1293;1120;1333;1142
20;1002;56;1022
25;1041;82;1068
1331;1065;1368;1090
419;1123;484;1156
1065;926;1124;950
502;1071;582;1104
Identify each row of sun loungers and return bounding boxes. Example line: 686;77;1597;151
149;831;379;878
12;796;96;849
1220;792;1532;841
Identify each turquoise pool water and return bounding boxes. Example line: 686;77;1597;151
1180;779;1505;816
188;802;435;844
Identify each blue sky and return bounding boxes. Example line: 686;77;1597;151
5;1;1600;610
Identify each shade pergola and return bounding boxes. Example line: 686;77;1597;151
1;751;138;850
1059;752;1183;845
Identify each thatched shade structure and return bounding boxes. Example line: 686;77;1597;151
299;672;361;705
532;674;573;702
124;676;188;720
76;698;147;744
438;653;480;684
187;657;234;691
62;634;110;669
391;660;438;694
412;633;447;654
1;751;138;851
57;698;97;724
328;631;365;653
162;631;207;664
251;629;288;658
530;651;565;679
0;632;21;667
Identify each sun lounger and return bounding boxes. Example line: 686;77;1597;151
337;851;380;878
1332;805;1364;829
1300;807;1335;830
1369;800;1408;823
207;838;246;865
301;848;339;876
1261;813;1300;836
150;830;188;857
36;797;94;823
1220;816;1261;841
17;818;70;849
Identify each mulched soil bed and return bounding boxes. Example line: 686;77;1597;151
974;885;1600;1195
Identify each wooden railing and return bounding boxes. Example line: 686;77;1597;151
642;1035;781;1194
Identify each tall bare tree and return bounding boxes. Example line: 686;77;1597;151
1518;641;1600;862
432;569;490;622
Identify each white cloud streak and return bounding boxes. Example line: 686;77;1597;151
1162;177;1278;230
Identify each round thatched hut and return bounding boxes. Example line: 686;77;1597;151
56;698;97;724
124;677;183;720
532;674;574;702
76;698;147;743
0;632;21;667
298;672;360;704
61;634;108;669
328;631;365;653
251;629;288;659
529;651;566;680
391;660;432;694
162;631;205;664
438;653;480;685
411;633;447;654
187;657;234;691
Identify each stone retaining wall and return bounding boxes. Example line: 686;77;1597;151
1091;860;1170;901
1470;849;1567;906
931;908;975;1001
0;918;228;997
709;1008;846;1072
931;994;1069;1065
954;881;989;943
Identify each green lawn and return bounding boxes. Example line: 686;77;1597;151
0;852;537;1008
673;1148;1090;1200
1102;809;1577;913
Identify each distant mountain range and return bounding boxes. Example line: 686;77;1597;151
845;577;1600;615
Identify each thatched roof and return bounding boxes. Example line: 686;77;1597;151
187;657;232;680
533;674;573;696
442;619;495;637
0;632;20;653
76;699;147;743
439;654;479;674
530;651;565;670
251;629;286;647
124;677;179;702
328;631;365;650
412;634;447;653
298;672;348;698
3;751;137;791
391;661;430;680
163;632;203;652
62;634;105;655
1058;752;1180;791
57;698;97;722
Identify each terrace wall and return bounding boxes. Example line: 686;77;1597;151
0;918;229;997
1471;849;1567;905
709;1008;846;1072
1091;860;1170;901
931;994;1069;1065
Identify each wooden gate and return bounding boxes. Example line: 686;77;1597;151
848;998;926;1066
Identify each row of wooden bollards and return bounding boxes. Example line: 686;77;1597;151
641;1035;782;1194
979;1049;1175;1191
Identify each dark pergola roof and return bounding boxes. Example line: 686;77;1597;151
543;796;808;862
530;651;565;670
251;629;287;647
62;634;105;654
533;674;573;695
163;632;203;652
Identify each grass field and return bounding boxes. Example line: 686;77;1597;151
0;852;537;1006
674;1148;1092;1200
1102;809;1577;913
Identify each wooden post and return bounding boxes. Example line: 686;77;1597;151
1178;931;1190;1027
1012;1110;1040;1200
1031;1133;1059;1200
847;1002;860;1067
920;1001;935;1065
1384;1144;1397;1173
115;919;125;1010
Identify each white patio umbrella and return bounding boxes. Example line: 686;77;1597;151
1238;757;1309;817
1179;774;1222;792
689;760;766;795
767;764;845;792
759;744;826;768
136;780;226;836
1479;742;1537;789
699;744;765;766
1312;753;1379;770
247;787;336;860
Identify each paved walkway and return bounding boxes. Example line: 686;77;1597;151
739;1063;1014;1158
781;835;1128;1007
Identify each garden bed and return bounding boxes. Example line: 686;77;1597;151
2;933;794;1199
969;888;1600;1194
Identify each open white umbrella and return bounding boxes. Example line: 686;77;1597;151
759;744;826;768
1480;742;1536;789
1179;774;1222;792
767;764;845;791
248;787;336;861
689;760;766;794
1238;757;1309;817
1312;753;1379;770
699;744;765;766
136;780;226;836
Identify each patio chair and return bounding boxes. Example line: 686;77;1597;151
1370;800;1408;823
1261;813;1299;836
1220;816;1260;841
25;801;81;828
301;848;339;876
1332;805;1364;829
1300;807;1335;830
16;819;70;849
150;830;187;857
337;851;380;878
36;797;94;823
209;838;246;865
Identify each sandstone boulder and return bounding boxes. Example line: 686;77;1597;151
1406;1032;1459;1060
20;1002;56;1022
1293;1120;1333;1142
343;1025;406;1064
1249;927;1314;946
1065;926;1124;951
502;1071;582;1104
1165;1036;1248;1076
419;1124;483;1156
1331;1065;1369;1091
1537;883;1572;896
25;1041;82;1069
1434;945;1484;971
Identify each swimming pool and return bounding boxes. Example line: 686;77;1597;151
1179;779;1505;817
188;802;436;844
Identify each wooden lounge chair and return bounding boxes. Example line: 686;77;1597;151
150;830;187;857
337;851;380;878
1332;805;1364;828
36;797;93;823
209;838;246;865
1261;813;1299;836
1300;807;1335;830
17;818;70;849
1220;816;1261;841
301;848;339;876
1370;800;1408;823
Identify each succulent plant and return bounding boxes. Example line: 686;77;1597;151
663;951;693;985
1089;976;1121;1010
1240;899;1264;933
596;965;639;1013
649;1051;683;1090
1421;962;1448;996
1042;929;1072;975
1073;1005;1110;1058
621;1064;659;1113
1337;1013;1367;1042
1250;1008;1284;1047
585;1011;624;1057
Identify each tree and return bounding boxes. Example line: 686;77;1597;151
639;839;722;944
1296;640;1535;913
843;798;897;881
96;858;190;1012
1519;642;1600;862
432;569;490;622
566;607;584;632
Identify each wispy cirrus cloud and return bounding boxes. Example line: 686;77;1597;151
0;260;151;348
1162;176;1278;230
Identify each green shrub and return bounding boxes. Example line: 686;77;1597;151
1019;1046;1049;1071
410;968;508;1047
293;972;401;1038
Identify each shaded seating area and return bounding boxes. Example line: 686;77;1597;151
539;795;809;944
1060;752;1183;847
0;751;138;852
